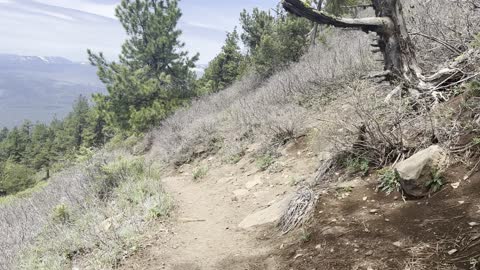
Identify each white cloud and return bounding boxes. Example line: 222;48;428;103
32;0;118;19
23;7;76;21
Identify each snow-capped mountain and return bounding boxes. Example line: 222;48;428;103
0;54;105;128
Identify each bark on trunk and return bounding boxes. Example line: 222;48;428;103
283;0;422;84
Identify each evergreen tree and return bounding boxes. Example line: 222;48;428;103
197;29;243;94
88;0;198;133
240;8;275;54
239;8;311;77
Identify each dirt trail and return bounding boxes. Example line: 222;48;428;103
120;142;320;270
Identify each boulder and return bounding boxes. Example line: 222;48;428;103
238;194;293;229
394;145;448;197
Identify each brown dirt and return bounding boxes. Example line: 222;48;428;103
275;164;480;270
119;135;480;270
119;140;319;270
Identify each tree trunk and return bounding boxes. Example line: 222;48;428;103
283;0;422;84
310;0;323;47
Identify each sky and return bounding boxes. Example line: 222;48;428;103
0;0;278;64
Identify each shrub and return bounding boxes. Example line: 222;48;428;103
377;168;401;195
344;156;370;176
16;153;172;269
94;157;146;200
256;153;275;171
192;166;208;181
0;161;37;195
52;204;71;225
426;169;444;193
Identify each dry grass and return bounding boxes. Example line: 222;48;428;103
148;30;377;167
0;151;171;270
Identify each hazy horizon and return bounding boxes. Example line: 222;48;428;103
0;0;278;65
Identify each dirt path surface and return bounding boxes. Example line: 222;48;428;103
120;142;320;270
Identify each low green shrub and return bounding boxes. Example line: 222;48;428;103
377;168;400;195
344;156;369;176
52;204;71;225
426;169;444;192
256;154;275;171
0;161;37;196
192;166;208;181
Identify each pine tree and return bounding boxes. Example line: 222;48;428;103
240;8;275;54
197;29;243;94
88;0;198;133
240;8;311;77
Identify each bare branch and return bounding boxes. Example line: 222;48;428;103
282;0;394;33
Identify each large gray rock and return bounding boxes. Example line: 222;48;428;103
395;145;448;197
238;194;293;229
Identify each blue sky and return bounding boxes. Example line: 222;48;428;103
0;0;278;64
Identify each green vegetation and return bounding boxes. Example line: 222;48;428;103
426;169;444;192
88;0;198;134
19;155;171;269
256;153;275;171
0;96;104;196
377;168;401;195
344;156;370;176
193;166;208;181
239;8;311;77
196;29;244;95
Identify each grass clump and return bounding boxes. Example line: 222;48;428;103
256;153;275;171
344;156;370;176
52;204;71;225
192;166;208;181
426;169;444;192
377;168;400;195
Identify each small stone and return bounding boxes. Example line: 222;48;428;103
294;253;303;260
448;249;458;255
392;241;403;247
451;182;460;189
315;244;322;250
330;248;334;253
354;248;359;252
363;196;368;201
385;218;390;222
458;201;465;205
468;222;479;227
369;209;379;214
365;250;373;256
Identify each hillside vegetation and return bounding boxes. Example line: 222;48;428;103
1;0;480;269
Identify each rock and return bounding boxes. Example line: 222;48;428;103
238;194;293;229
232;189;249;197
245;179;263;189
451;182;460;189
448;249;458;255
468;222;479;227
395;145;448;197
392;241;403;247
365;250;373;256
321;226;347;235
369;209;379;214
334;178;367;189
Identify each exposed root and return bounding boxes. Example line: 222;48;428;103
279;186;317;234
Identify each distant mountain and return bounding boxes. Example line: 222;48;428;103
0;54;105;128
